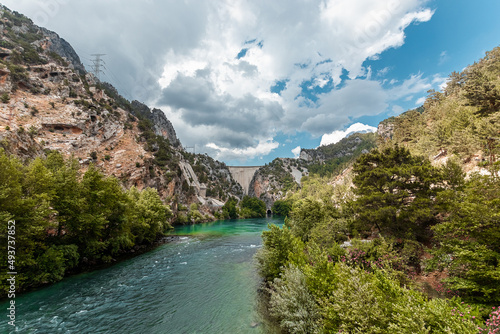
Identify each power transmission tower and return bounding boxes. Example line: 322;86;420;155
185;145;195;154
90;54;106;81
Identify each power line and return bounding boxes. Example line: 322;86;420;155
90;54;106;81
102;64;134;100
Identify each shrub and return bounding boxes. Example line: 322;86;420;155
479;307;500;334
269;266;322;334
1;93;10;103
272;199;292;217
175;213;188;224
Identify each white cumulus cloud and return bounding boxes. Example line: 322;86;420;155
320;123;377;147
292;146;301;158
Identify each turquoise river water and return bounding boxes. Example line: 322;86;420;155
1;217;283;334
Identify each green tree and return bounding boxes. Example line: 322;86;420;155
43;151;81;237
240;195;266;218
127;186;171;245
272;199;292;217
430;174;500;304
288;198;339;242
352;146;443;240
464;65;500;115
255;224;303;280
68;164;129;258
222;197;238;219
269;265;322;334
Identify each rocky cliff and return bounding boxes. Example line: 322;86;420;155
0;5;242;221
248;158;305;210
130;100;180;147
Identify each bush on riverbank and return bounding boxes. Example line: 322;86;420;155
0;150;172;297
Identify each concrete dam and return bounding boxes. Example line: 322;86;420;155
227;166;261;195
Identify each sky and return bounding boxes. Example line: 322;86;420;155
2;0;500;166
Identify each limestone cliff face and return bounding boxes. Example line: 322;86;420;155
130;100;180;147
0;6;242;219
248;158;305;210
377;120;395;140
248;172;279;211
36;27;86;74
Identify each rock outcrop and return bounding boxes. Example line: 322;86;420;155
37;27;86;74
248;158;305;210
130;100;180;147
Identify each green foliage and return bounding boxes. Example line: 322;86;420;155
463;49;500;115
385;47;500;161
47;51;69;67
269;265;322;334
258;46;500;332
240;195;266;218
7;62;28;84
257;158;299;194
1;9;33;27
430;174;500;304
306;132;377;177
186;202;205;223
221;197;238;219
1;93;10;103
255;224;303;281
352;146;443;240
287;198;340;242
0;150;172;297
259;228;480;333
126;186;171;245
271;199;292;216
69;88;77;98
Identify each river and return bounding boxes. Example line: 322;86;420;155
1;217;283;334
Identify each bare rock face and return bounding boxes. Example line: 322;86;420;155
248;158;303;211
130;101;180;147
36;27;86;74
151;108;180;147
377;121;394;140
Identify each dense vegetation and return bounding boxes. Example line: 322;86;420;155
271;199;293;217
257;147;499;333
219;195;267;219
257;47;500;333
0;150;172;297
